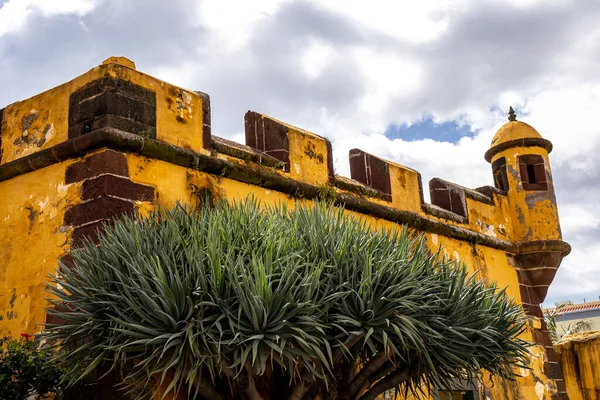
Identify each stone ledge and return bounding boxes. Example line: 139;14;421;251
211;136;281;168
0;126;525;252
485;137;553;162
518;239;572;256
334;174;392;202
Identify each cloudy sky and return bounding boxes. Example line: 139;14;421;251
1;0;599;306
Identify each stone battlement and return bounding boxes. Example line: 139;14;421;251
0;57;553;253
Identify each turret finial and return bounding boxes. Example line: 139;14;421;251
508;106;517;122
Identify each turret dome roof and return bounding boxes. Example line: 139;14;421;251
485;107;552;162
491;120;543;148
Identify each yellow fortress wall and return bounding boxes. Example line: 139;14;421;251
555;331;600;400
0;58;572;399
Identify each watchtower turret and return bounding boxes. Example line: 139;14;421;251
485;107;570;303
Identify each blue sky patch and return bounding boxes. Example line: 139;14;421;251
384;118;473;143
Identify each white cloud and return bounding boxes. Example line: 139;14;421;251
561;205;600;236
0;0;96;37
306;0;458;44
353;48;423;121
197;0;290;50
300;39;334;80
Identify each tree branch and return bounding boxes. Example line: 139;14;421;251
342;357;356;386
287;374;312;400
342;342;362;385
343;352;389;399
356;365;415;400
288;335;363;400
352;380;371;400
367;362;395;386
332;334;363;364
351;362;397;400
193;373;225;400
247;374;265;400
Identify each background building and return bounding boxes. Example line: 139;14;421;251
546;300;600;337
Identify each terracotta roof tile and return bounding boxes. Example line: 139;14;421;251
543;300;600;315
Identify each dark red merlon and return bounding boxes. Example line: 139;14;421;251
244;111;290;171
349;149;391;198
195;91;212;150
429;178;468;218
244;111;335;183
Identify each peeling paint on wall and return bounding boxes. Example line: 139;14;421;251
11;109;55;158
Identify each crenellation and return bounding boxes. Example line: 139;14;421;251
244;111;335;186
342;149;512;232
348;148;392;200
0;82;557;256
429;178;469;217
0;101;523;246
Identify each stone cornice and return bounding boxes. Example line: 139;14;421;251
485;137;553;162
0;127;524;253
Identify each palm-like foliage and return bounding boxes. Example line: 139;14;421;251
545;301;594;342
45;199;529;400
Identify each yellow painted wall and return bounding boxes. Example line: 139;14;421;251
555;331;600;400
0;161;78;336
129;153;524;303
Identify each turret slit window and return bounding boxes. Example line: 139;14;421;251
492;157;509;192
519;154;548;191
